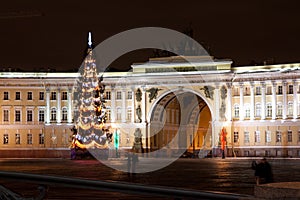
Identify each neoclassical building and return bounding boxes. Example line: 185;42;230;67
0;55;300;158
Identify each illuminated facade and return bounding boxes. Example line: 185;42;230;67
1;56;300;158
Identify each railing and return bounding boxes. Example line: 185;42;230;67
0;171;253;200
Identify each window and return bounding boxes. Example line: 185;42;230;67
15;133;20;144
39;110;45;122
234;104;239;118
3;110;9;122
289;85;293;94
255;131;260;143
27;92;33;100
106;91;111;100
244;131;250;143
266;103;272;117
244;87;250;95
278;85;282;94
244;104;250;118
51;108;56;121
4;91;9;100
127;91;132;99
287;130;292;142
39;133;44;145
116;107;121;120
288;102;293;116
3;134;8;144
255;103;261;117
62;92;68;100
15;92;20;100
127;107;132;120
27;133;33;144
276;131;282;142
51;92;56;100
15;110;21;122
39;92;44;100
265;131;271;143
267;86;272;95
233;132;239;143
116;91;121;100
27;110;33;122
62;108;67;121
256;87;261;95
277;103;283;117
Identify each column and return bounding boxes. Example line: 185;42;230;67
56;88;61;124
131;87;135;123
67;88;72;123
46;88;50;124
141;87;147;123
111;86;116;123
250;82;255;120
271;81;277;120
239;83;244;121
282;81;287;119
214;84;220;121
121;88;126;123
293;80;298;120
261;82;266;120
226;83;232;121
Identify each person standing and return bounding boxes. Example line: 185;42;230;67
251;158;273;185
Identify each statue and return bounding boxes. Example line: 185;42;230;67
146;87;162;103
133;128;143;153
136;88;142;102
136;105;142;123
200;86;214;100
221;85;227;100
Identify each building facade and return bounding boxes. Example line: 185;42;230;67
1;56;300;158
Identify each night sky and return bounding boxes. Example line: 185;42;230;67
1;0;300;72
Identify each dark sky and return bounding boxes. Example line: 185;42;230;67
1;0;300;71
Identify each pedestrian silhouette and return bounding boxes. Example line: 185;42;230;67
251;158;273;185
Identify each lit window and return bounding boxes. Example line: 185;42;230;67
244;104;250;118
265;131;271;143
4;91;9;100
277;103;283;117
266;103;272;117
276;131;282;142
27;92;33;100
255;131;260;143
288;102;293;116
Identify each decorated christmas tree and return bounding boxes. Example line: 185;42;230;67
71;32;111;159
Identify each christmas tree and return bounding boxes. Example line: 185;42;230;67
71;32;111;159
